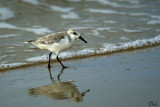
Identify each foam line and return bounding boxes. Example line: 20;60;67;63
1;35;160;71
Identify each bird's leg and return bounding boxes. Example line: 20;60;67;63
57;67;65;81
56;56;68;69
48;52;52;69
48;67;54;82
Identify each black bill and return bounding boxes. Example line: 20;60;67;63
79;36;87;43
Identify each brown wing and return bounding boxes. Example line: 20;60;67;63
35;31;67;44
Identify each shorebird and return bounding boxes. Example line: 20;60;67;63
25;28;87;69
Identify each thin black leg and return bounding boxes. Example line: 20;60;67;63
48;67;54;82
56;56;68;69
57;67;65;81
48;52;52;69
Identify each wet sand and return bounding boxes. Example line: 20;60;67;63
0;46;160;107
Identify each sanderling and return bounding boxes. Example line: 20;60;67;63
25;28;87;69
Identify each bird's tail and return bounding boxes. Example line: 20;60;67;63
24;40;35;44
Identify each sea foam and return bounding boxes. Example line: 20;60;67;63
1;35;160;71
86;0;143;8
0;63;27;71
0;7;14;20
147;20;160;25
22;0;40;5
26;35;160;63
0;22;52;35
50;5;73;13
0;34;18;39
61;12;79;19
87;8;125;15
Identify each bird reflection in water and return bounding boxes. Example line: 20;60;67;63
28;68;90;103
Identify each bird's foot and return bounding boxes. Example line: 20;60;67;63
62;65;68;69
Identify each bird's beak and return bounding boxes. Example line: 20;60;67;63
79;36;87;43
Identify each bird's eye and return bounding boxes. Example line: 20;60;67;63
73;32;77;35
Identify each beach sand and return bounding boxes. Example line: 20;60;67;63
0;46;160;107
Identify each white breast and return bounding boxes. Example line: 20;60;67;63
47;36;74;55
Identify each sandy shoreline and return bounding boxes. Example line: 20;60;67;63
0;46;160;107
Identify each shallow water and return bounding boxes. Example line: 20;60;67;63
0;0;160;70
0;47;160;107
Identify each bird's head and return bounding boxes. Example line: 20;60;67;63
67;28;87;43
